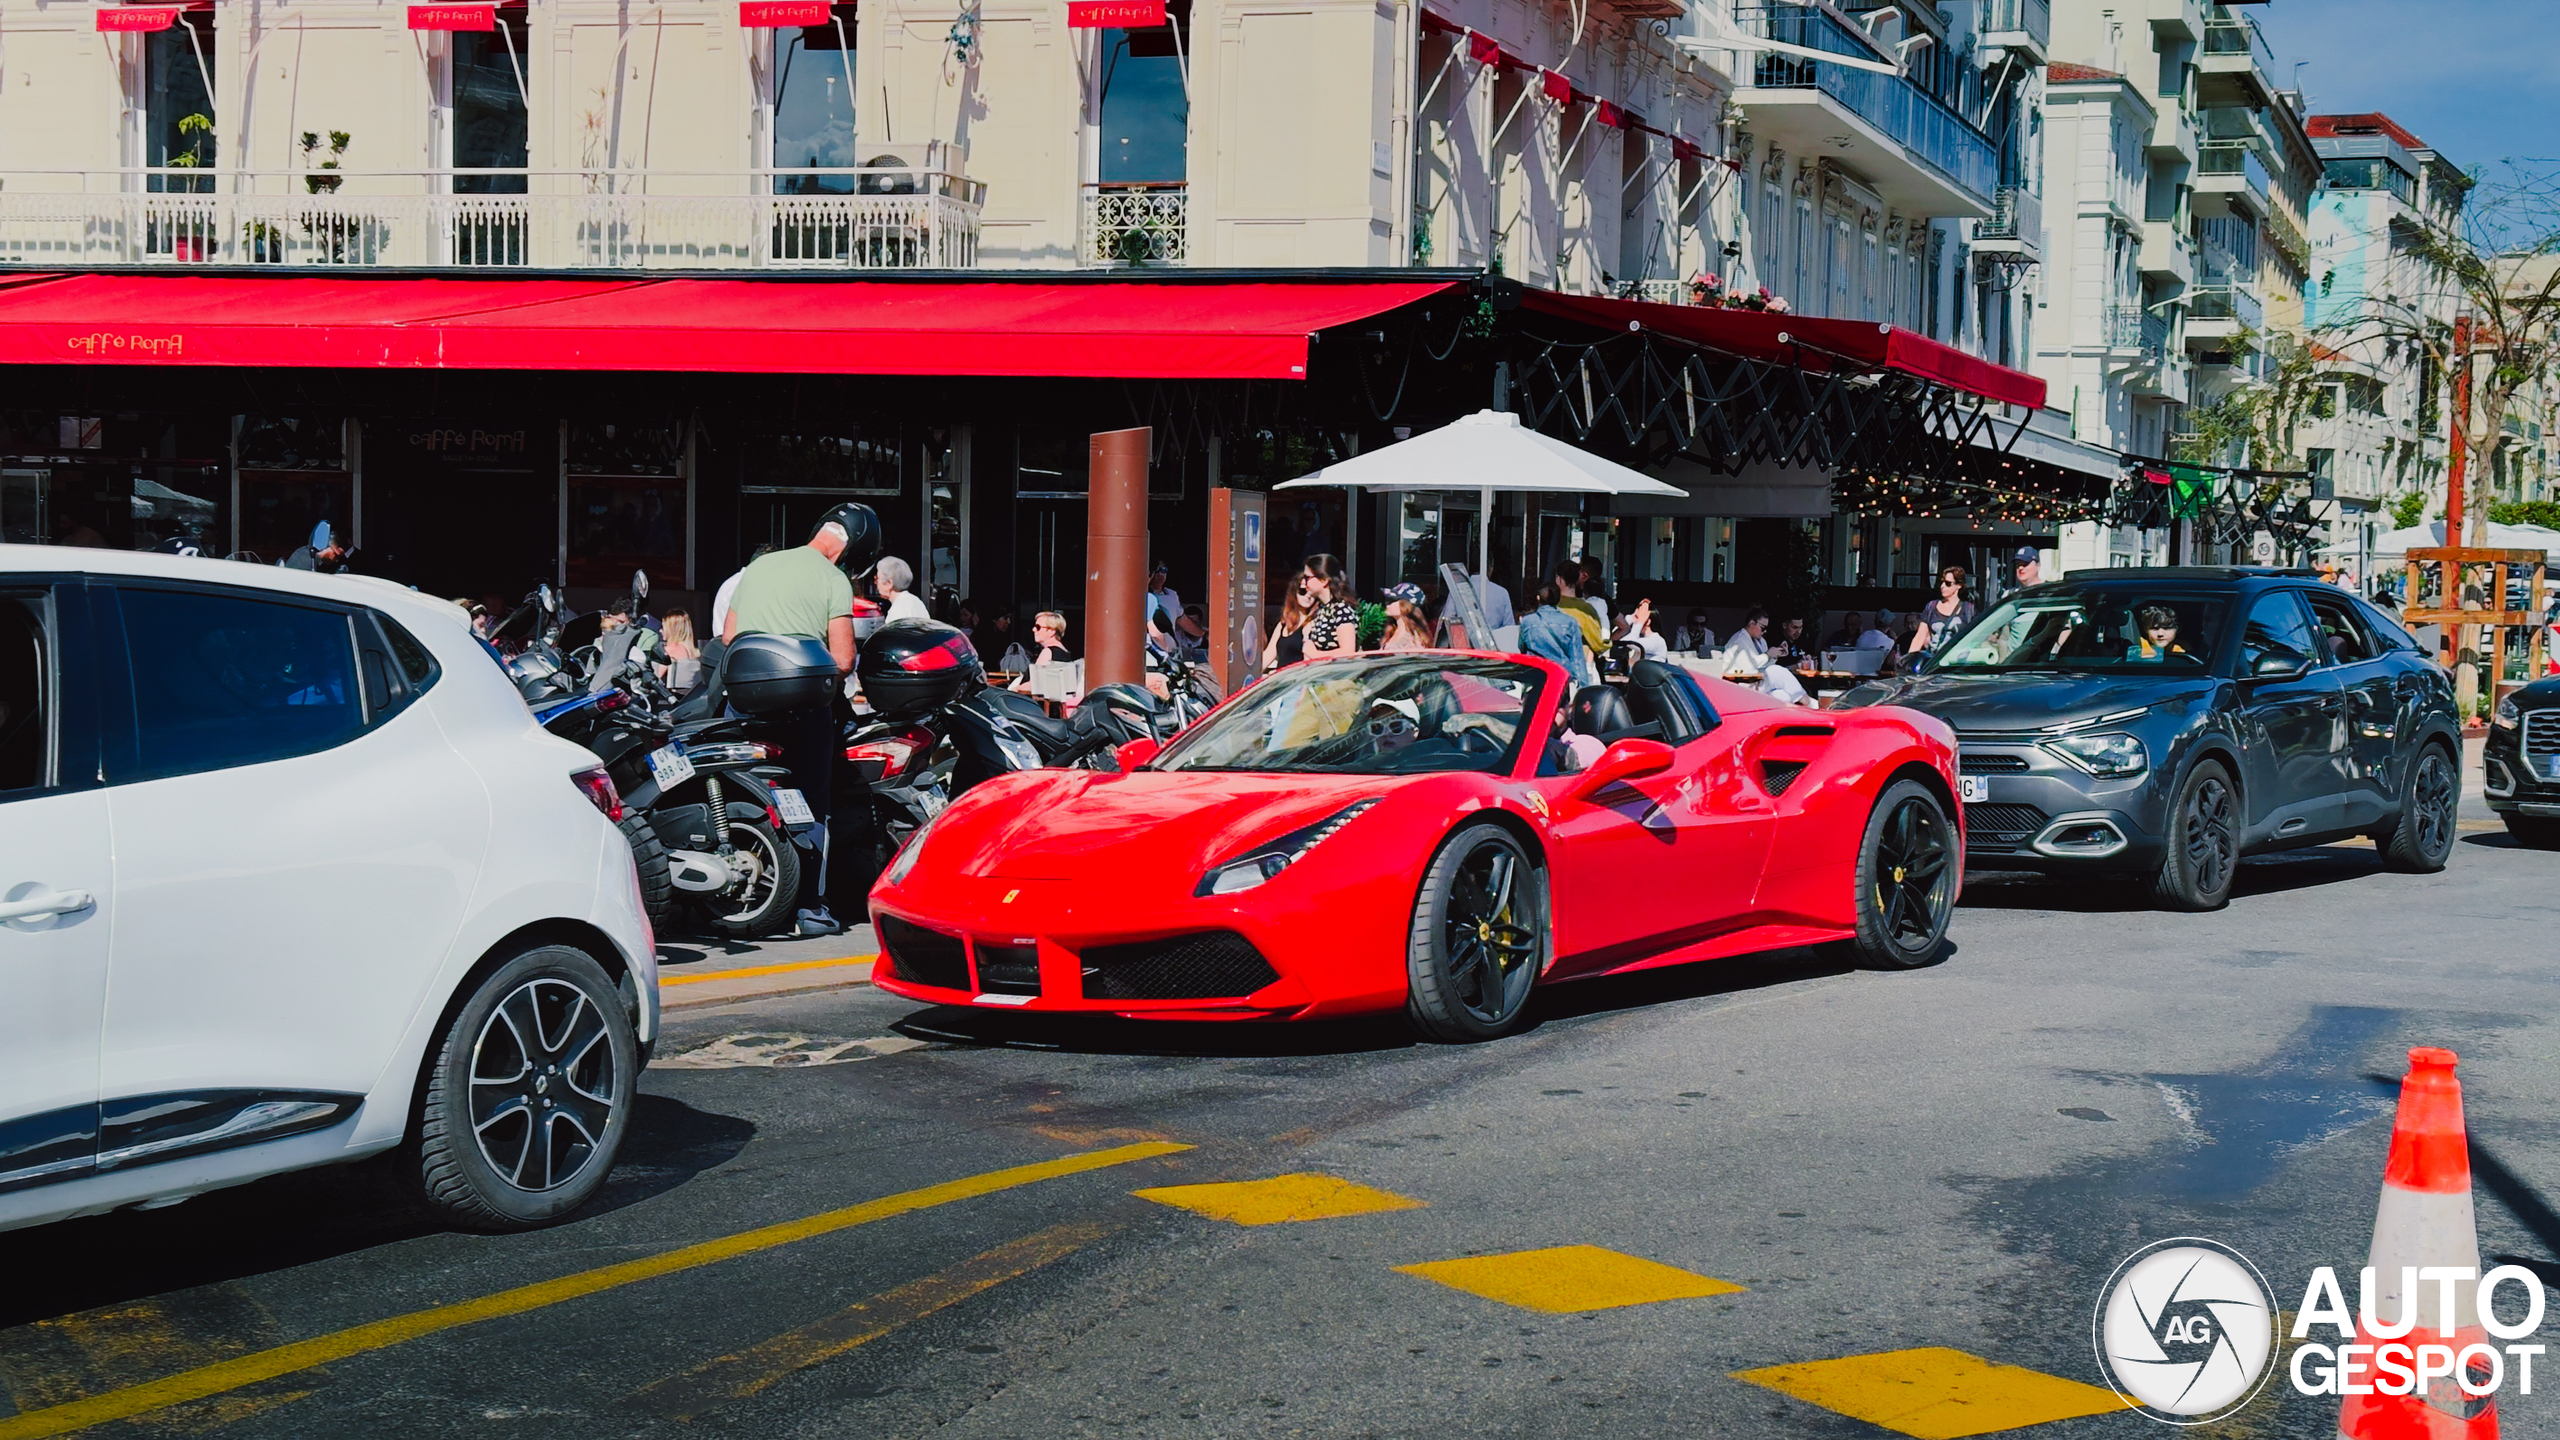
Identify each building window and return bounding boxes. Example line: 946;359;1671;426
446;17;529;194
1095;10;1189;184
142;16;216;194
773;5;860;192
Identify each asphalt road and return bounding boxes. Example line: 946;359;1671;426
6;821;2557;1439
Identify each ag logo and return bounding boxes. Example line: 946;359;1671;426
2094;1238;2277;1423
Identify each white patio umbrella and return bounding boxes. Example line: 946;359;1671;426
1273;408;1686;584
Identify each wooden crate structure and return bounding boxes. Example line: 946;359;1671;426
2402;546;2549;708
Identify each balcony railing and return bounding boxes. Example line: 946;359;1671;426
1733;7;1998;206
1080;182;1188;266
2202;16;2276;78
1977;0;2050;52
2198;143;2272;204
2189;284;2265;331
1977;184;2040;250
2105;303;2169;362
0;167;984;271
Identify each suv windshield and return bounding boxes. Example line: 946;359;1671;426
1932;589;2231;673
1154;655;1546;775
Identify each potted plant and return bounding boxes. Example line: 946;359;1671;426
301;130;351;194
1687;272;1722;306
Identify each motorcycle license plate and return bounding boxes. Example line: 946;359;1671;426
1958;775;1989;804
770;787;816;829
646;744;695;790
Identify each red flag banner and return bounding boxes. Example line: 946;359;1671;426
1541;68;1572;104
738;1;830;25
1595;100;1624;129
1067;0;1165;26
408;5;497;29
1467;32;1500;66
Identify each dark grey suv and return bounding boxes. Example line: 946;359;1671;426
1835;568;2461;910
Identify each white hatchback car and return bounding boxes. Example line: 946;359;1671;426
0;546;656;1233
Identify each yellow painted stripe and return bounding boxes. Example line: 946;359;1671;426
0;1142;1187;1440
658;954;878;987
636;1220;1114;1419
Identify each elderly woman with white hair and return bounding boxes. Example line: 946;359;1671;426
872;555;930;623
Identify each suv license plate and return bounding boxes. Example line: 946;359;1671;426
1958;775;1989;804
770;787;816;828
646;744;696;789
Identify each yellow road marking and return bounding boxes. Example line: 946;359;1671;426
0;1294;316;1433
636;1220;1113;1419
1134;1174;1427;1226
1733;1347;2128;1439
658;954;877;987
0;1142;1187;1440
1396;1245;1743;1313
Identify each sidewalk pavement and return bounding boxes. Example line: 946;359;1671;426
655;924;879;1012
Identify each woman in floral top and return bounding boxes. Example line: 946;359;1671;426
1300;553;1361;654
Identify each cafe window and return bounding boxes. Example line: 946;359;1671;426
566;423;686;589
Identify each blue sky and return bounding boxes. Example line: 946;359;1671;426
2255;0;2560;171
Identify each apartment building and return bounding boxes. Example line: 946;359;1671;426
0;0;2096;627
2033;0;2305;570
2298;111;2471;571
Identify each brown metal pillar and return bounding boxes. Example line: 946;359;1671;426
1085;427;1150;691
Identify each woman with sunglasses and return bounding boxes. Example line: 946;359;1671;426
1261;554;1357;672
1908;565;1978;659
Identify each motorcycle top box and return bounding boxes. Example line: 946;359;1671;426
858;620;983;720
723;634;840;715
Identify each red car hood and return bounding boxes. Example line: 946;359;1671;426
936;768;1398;881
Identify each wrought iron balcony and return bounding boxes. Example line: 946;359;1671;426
0;167;985;270
2189;284;2265;331
1080;183;1188;266
1976;184;2041;259
2196;143;2272;208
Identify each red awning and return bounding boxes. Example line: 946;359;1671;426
0;274;1460;380
1518;289;2046;410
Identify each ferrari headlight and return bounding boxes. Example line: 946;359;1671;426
1194;800;1379;898
2042;731;2148;779
883;806;945;886
2495;694;2520;729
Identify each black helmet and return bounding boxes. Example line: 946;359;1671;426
816;502;882;580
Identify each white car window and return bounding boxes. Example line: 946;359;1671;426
116;586;365;782
0;592;47;797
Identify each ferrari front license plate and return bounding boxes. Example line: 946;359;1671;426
770;787;816;828
1958;775;1989;804
646;744;695;789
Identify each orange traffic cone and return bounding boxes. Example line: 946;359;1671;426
2340;1047;2499;1440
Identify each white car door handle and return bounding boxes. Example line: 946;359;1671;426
0;889;95;922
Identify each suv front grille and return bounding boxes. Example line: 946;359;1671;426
1962;802;2049;853
878;915;969;991
2525;710;2560;759
1080;932;1280;1001
1959;752;2030;774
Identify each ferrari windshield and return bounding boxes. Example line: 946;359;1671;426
1153;655;1546;775
1932;589;2231;672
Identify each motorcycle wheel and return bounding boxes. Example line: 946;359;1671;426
696;816;800;939
617;809;677;928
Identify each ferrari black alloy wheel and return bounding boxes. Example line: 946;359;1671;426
1407;823;1547;1042
1842;779;1956;969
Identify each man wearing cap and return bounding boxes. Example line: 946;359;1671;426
722;503;878;936
1998;546;2045;657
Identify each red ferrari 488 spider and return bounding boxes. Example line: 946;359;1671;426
869;652;1961;1039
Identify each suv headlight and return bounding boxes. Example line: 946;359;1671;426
2043;731;2147;779
2496;694;2520;729
1195;801;1379;897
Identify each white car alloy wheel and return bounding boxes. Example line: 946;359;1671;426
411;944;636;1230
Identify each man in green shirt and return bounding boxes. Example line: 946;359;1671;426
720;504;877;936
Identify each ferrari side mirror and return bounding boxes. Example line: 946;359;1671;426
1561;737;1675;806
1115;737;1161;770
